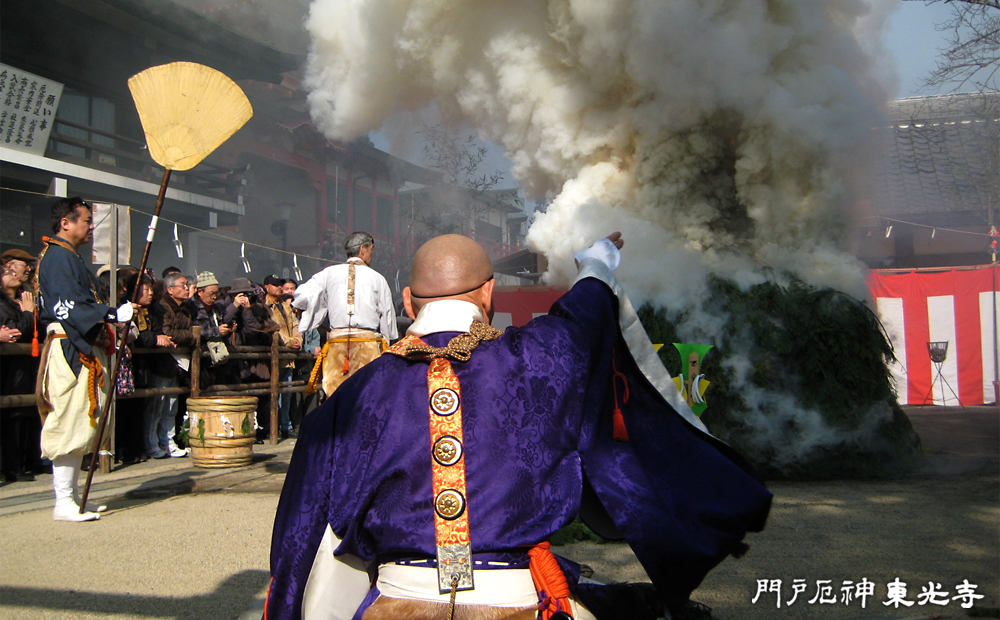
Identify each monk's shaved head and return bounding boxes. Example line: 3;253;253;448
409;234;494;298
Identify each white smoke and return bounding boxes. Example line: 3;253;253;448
303;0;900;464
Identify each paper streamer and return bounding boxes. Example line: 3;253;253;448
173;223;184;258
241;242;252;273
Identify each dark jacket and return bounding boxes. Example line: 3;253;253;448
182;296;230;342
221;296;264;346
0;288;34;340
130;306;176;381
154;296;195;347
0;288;37;395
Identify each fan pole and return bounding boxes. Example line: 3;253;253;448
80;169;172;512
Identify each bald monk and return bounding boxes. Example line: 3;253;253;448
266;234;771;620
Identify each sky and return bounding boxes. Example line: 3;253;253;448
887;0;957;98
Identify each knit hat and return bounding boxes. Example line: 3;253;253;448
196;271;219;288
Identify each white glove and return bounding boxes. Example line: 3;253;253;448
115;302;134;323
574;237;621;271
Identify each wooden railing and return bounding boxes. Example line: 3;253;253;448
0;326;316;448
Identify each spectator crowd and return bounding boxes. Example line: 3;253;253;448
1;250;325;483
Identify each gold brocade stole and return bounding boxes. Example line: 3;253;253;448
426;357;473;592
341;262;358;375
387;321;503;593
346;262;356;316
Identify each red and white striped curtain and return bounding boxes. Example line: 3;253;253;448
869;265;999;406
493;269;1000;407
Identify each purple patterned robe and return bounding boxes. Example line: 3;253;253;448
267;275;771;619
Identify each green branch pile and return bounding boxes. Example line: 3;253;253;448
638;274;922;479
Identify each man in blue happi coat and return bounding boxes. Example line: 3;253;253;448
35;197;137;521
267;233;771;620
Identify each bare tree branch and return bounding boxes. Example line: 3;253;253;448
903;0;1000;91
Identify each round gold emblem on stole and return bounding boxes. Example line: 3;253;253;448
433;435;463;466
430;388;460;415
435;489;466;520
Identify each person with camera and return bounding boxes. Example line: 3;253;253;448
223;279;265;344
218;278;274;441
183;271;240;388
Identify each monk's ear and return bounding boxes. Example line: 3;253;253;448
402;287;416;319
481;278;495;322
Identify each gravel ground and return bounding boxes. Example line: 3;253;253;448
0;406;995;620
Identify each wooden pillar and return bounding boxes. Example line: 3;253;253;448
190;326;202;398
270;335;279;445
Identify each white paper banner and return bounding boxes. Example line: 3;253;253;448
240;242;251;273
173;223;184;258
91;203;131;265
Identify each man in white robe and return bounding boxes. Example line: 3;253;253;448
293;231;398;397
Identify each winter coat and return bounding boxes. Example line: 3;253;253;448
154;296;194;347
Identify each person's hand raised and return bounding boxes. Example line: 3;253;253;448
575;232;624;269
19;291;35;314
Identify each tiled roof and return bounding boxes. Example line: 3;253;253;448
873;93;998;217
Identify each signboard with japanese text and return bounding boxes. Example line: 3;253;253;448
0;63;63;156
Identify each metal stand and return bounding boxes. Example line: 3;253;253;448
921;341;963;407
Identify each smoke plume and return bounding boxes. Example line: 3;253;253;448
303;0;900;465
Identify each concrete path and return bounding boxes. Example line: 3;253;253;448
0;407;996;620
0;442;294;620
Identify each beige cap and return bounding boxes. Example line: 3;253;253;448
196;271;219;288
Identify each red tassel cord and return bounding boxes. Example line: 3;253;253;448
528;541;572;620
31;315;39;357
341;344;351;375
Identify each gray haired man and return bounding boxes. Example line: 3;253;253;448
293;231;397;397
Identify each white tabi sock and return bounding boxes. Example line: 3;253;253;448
71;457;108;513
52;454;100;522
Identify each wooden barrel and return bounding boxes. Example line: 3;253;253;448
186;396;257;468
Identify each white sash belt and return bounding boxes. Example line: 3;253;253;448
376;564;537;607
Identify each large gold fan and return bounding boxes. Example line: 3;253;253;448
80;63;252;510
128;62;253;171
